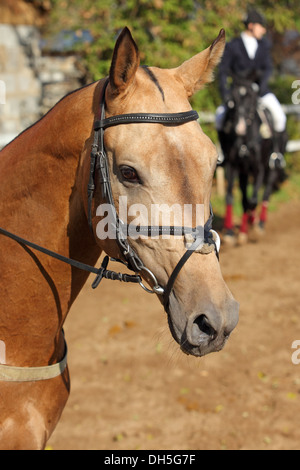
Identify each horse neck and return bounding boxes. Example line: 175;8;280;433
0;81;103;366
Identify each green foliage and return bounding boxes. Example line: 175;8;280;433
45;0;300;112
270;75;298;104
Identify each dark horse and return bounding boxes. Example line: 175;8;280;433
0;28;238;449
218;73;287;244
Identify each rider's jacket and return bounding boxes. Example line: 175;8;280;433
219;36;273;102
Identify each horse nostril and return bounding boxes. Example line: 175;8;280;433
191;314;217;344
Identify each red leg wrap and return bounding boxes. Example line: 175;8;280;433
224;205;233;230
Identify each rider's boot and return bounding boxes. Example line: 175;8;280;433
270;131;288;176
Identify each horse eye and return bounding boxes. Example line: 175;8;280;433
120;166;140;183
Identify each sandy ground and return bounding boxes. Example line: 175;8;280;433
48;199;300;450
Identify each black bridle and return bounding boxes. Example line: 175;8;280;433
0;79;219;311
88;79;219;309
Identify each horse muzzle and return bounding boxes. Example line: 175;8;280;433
167;296;239;357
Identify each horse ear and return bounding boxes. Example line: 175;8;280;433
108;27;140;96
175;29;226;97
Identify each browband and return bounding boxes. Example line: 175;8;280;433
94;110;199;130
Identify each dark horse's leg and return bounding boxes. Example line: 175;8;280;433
259;131;288;230
218;130;236;238
237;144;261;243
248;144;265;230
223;162;236;242
238;166;250;239
259;169;277;229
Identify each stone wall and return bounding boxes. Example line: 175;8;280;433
0;23;86;149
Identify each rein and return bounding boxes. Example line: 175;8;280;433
0;79;220;381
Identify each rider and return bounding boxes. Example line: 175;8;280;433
216;9;287;154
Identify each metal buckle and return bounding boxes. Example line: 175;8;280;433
137;266;164;295
210;229;221;253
